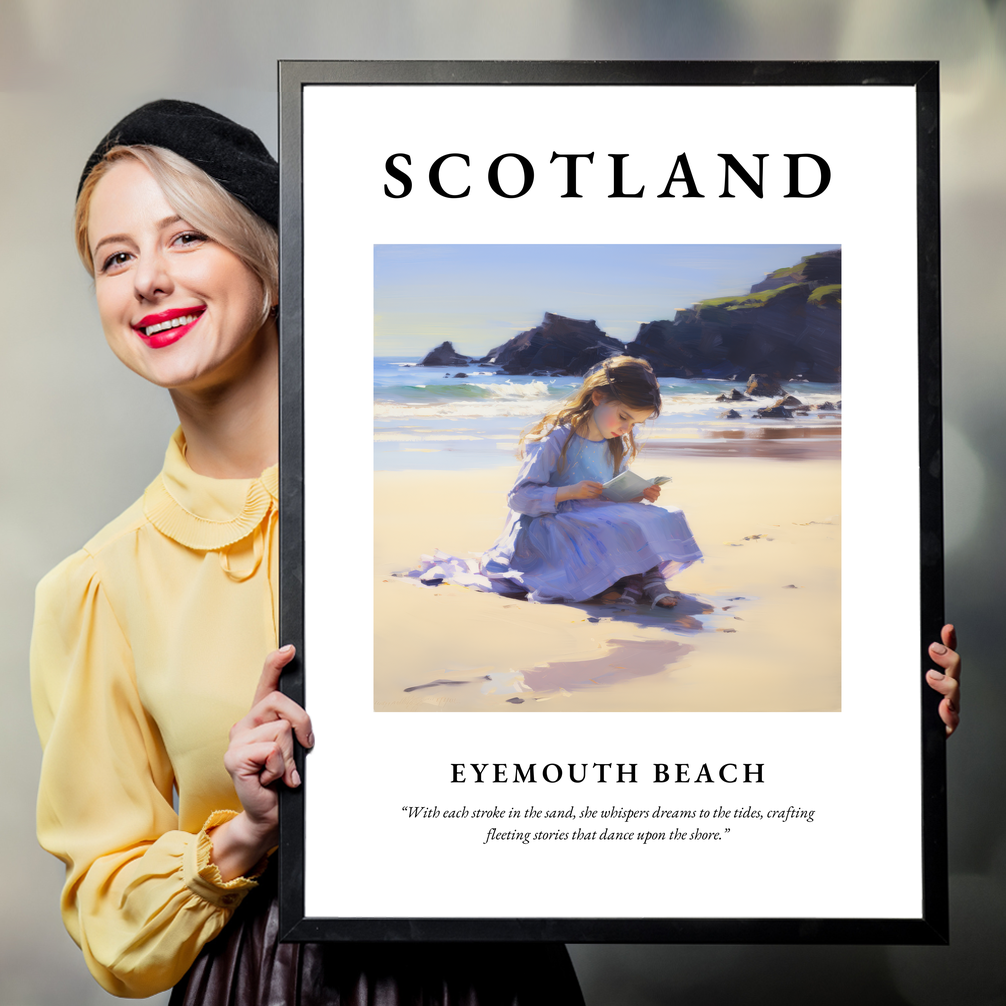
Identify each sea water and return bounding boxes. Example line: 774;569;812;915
374;357;842;471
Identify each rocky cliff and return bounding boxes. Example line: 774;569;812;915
624;250;841;381
477;312;625;376
417;250;841;382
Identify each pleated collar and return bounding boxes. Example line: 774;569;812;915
143;428;279;551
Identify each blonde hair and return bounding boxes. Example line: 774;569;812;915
74;145;278;323
519;355;662;476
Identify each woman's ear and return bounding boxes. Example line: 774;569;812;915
591;388;606;407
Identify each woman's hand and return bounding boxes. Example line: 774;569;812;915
556;480;604;502
209;645;314;880
926;624;961;737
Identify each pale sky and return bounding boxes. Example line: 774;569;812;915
374;244;839;358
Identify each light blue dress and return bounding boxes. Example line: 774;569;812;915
410;426;702;603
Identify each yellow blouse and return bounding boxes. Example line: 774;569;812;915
31;429;279;998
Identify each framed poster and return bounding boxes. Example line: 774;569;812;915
277;61;945;943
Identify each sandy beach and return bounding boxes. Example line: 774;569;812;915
375;442;840;713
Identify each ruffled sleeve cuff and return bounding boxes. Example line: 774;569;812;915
506;430;571;516
183;810;269;909
509;482;560;516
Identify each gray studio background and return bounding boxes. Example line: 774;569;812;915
2;2;1003;1003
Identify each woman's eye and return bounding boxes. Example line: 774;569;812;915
100;251;131;273
173;231;207;248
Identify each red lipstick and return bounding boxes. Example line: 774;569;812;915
132;306;205;349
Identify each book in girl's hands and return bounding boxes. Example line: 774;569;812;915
601;471;672;502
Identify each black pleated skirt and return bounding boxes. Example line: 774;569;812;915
169;869;585;1006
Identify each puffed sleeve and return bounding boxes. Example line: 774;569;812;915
31;550;261;998
507;430;570;516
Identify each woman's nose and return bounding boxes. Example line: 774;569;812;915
133;249;173;302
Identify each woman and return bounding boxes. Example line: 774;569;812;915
31;100;585;1003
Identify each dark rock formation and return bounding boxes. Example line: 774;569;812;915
747;374;784;397
620;318;723;378
720;409;743;419
420;341;471;367
453;372;467;378
754;405;792;418
418;250;840;384
715;388;752;402
624;250;841;382
750;248;841;292
478;312;624;376
776;395;803;407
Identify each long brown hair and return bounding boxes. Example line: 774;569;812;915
519;355;662;476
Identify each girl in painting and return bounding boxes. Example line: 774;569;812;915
30;99;583;1004
415;355;703;606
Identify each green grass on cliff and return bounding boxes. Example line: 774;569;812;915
697;282;805;311
808;283;842;304
767;264;803;280
767;251;836;282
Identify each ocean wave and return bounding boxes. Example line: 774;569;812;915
377;378;559;402
374;399;559;420
476;380;555;400
374;381;841;421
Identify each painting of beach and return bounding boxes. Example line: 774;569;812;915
374;244;841;713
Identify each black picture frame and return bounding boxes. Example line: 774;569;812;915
277;60;945;944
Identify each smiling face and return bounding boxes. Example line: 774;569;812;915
87;158;272;393
586;389;654;440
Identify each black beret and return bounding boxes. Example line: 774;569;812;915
77;99;278;228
